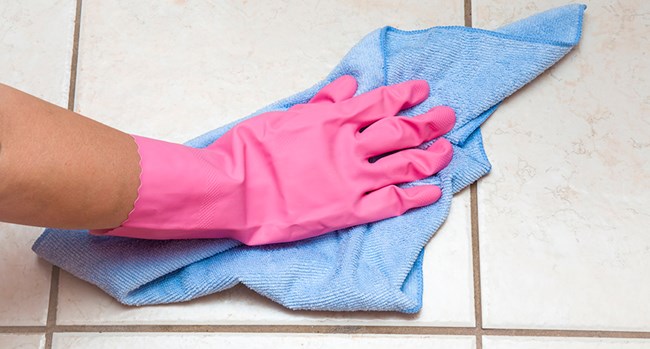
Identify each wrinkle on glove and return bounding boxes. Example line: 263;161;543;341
33;4;586;312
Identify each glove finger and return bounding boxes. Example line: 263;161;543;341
342;80;430;124
363;138;453;190
355;185;442;223
308;75;358;104
356;106;455;158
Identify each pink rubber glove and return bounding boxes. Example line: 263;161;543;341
92;76;455;245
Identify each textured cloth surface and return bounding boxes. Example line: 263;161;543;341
33;4;585;312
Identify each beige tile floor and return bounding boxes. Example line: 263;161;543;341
0;0;648;348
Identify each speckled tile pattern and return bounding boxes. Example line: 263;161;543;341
1;0;650;347
483;336;650;349
0;0;75;102
0;334;45;349
0;225;52;326
474;0;650;331
73;0;464;143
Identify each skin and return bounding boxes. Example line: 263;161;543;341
0;83;139;229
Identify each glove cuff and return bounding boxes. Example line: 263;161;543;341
90;135;233;240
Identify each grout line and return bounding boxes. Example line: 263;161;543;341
465;2;481;348
67;0;83;112
40;326;650;339
470;183;483;348
2;324;649;339
43;267;60;348
464;0;472;27
0;326;46;334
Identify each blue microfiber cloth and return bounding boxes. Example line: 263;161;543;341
33;4;585;312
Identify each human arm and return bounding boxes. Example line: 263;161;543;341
0;83;139;229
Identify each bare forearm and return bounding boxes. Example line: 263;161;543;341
0;83;139;229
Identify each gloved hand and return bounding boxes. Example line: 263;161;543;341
91;76;456;245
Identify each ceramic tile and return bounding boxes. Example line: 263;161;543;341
57;0;473;326
73;0;463;142
483;336;650;349
57;188;474;326
0;225;52;326
0;0;76;105
52;333;475;349
0;0;76;327
0;334;45;349
474;1;650;331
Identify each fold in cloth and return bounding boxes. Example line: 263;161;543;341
33;4;586;312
